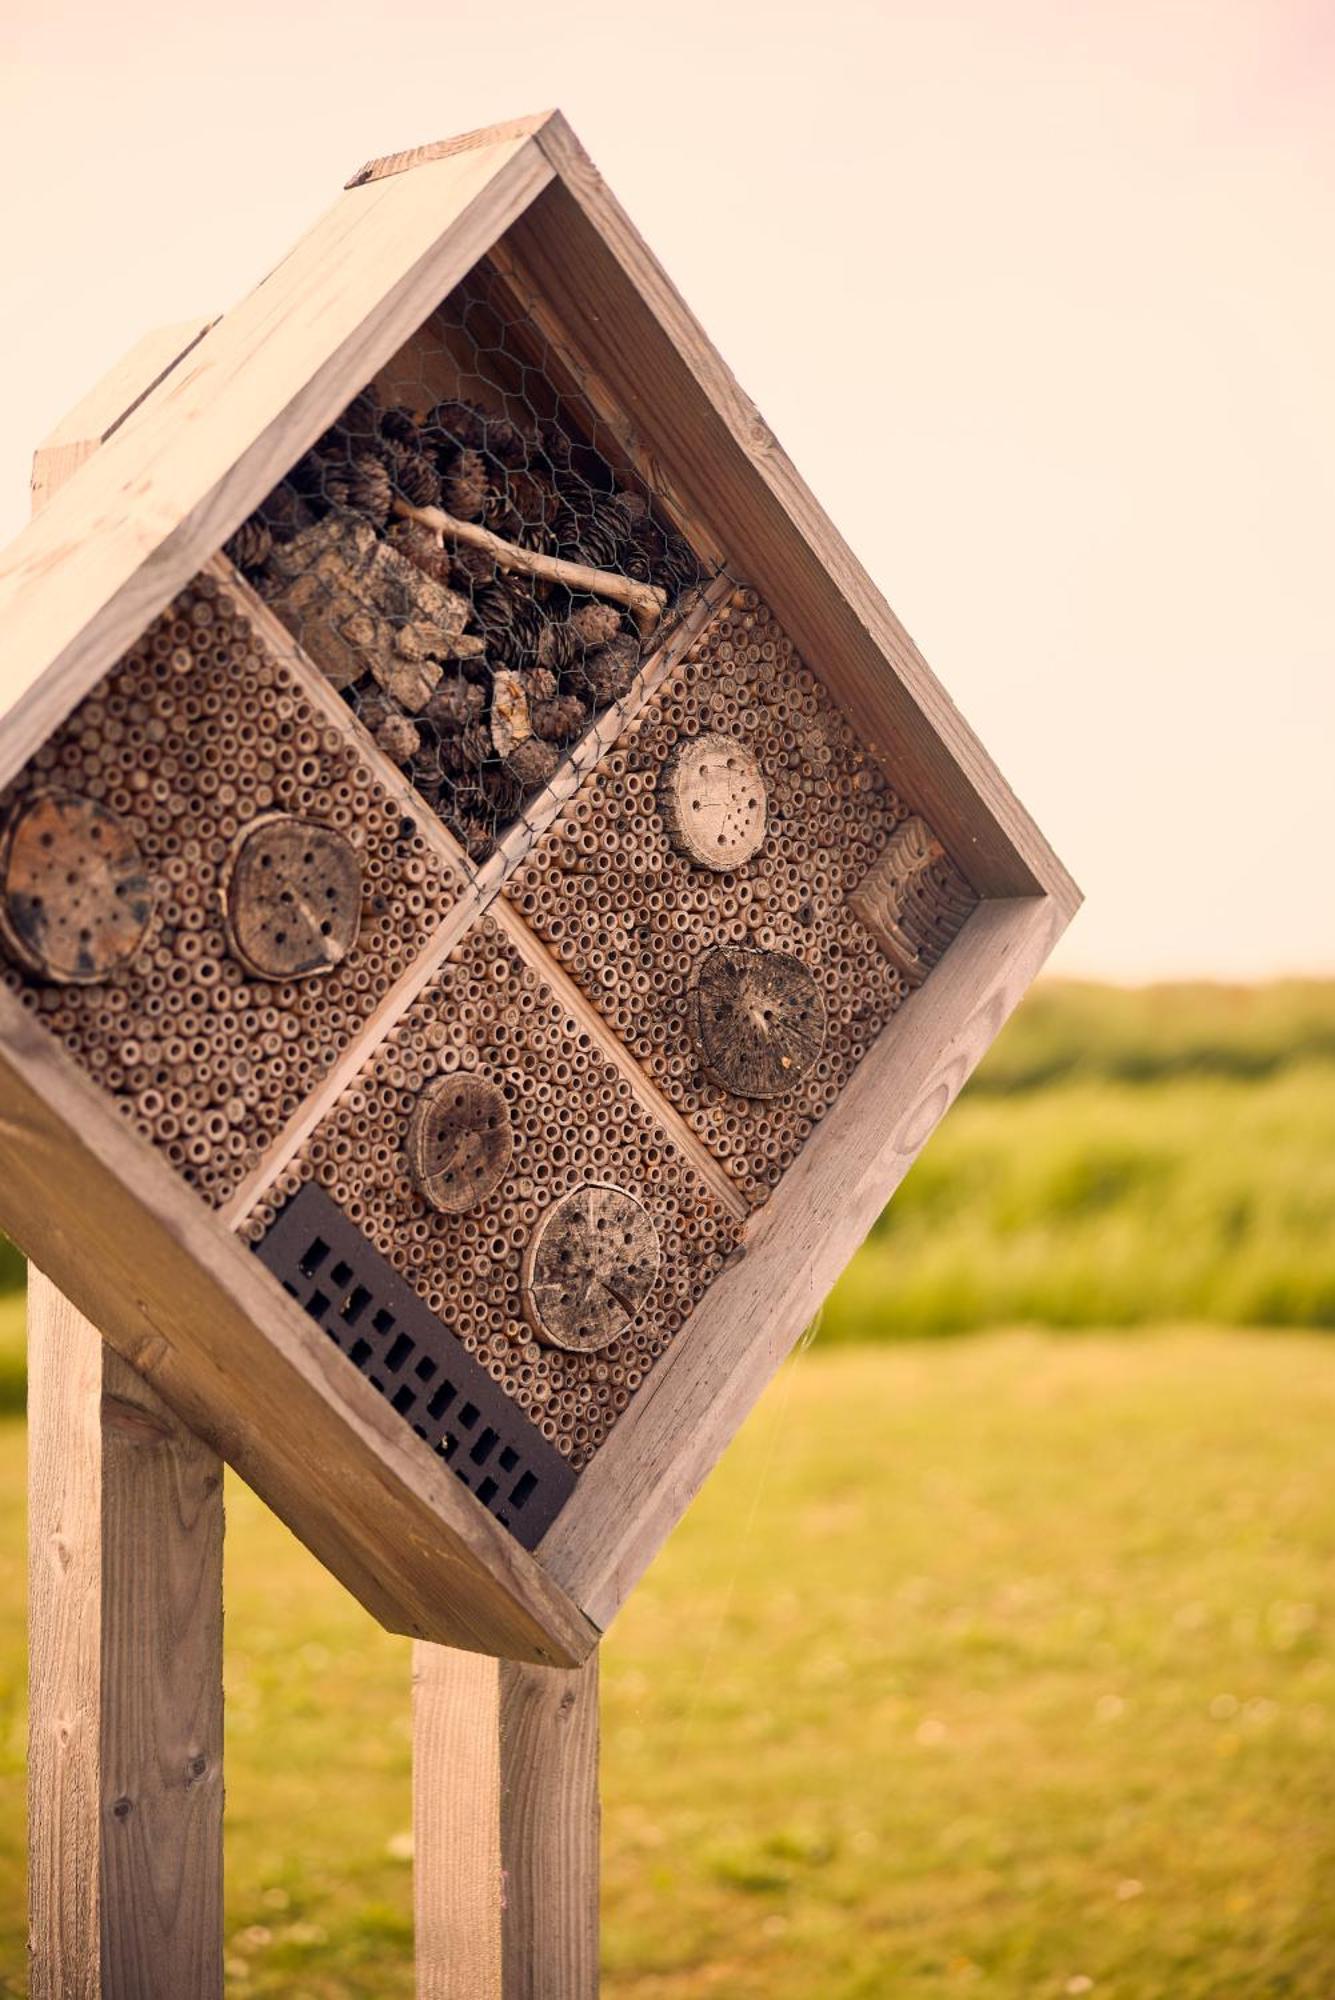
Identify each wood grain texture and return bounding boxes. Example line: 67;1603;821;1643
28;1274;225;1998
413;1642;599;1999
28;375;223;2000
29;319;215;514
347;114;559;189
521;115;1080;913
540;896;1074;1625
0;981;596;1662
0;133;553;796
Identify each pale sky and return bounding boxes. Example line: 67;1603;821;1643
1;0;1331;979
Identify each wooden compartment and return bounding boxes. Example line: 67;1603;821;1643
241;910;742;1471
505;589;975;1206
0;568;464;1208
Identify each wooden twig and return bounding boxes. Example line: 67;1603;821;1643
390;498;668;639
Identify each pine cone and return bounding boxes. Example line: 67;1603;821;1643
424;676;486;732
490;595;547;668
347;453;392;526
374;710;421;764
517;665;559;706
256;481;314;542
449;541;497;590
225;516;273;572
382;440;441;508
479;763;523;818
567;601;621;651
380;405;422;448
442;447;489;522
531;695;589;743
388;520;453;586
505;736;560;791
575;632;641;706
535;618;576;673
483;487;525;545
505;470;559;547
484;411;531;470
454;812;495;862
423;399;489;455
459;720;492;770
319;387;380;456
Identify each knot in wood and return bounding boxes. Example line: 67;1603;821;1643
221;814;362;980
689;945;826;1098
522;1184;660;1352
0;789;155;983
407;1073;514;1214
658;731;767;869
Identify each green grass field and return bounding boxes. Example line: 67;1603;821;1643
2;1300;1334;1996
1;980;1332;1992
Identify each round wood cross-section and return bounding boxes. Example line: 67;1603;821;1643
407;1073;514;1214
689;945;826;1098
658;731;767;870
0;790;155;984
522;1184;661;1353
222;814;362;980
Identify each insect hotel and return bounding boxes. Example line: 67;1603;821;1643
1;113;1078;1996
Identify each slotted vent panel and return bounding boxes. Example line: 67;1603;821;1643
254;1182;576;1548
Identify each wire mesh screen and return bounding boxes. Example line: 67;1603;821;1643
224;255;715;868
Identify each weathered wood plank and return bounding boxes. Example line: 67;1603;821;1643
520;115;1079;914
1;983;596;1662
413;1643;599;1999
0;133;552;795
540;896;1072;1624
28;1274;225;1998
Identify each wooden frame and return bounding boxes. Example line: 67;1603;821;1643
0;112;1079;1665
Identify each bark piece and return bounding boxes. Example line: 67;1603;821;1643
658;731;767;870
522;1184;661;1352
490;669;533;756
266;514;470;693
221;814;362;980
0;790;155;984
688;945;826;1098
407;1074;514;1214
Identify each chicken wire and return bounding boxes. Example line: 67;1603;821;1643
224;255;717;868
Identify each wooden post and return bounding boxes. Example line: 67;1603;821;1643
27;328;226;1998
27;1273;225;1997
413;1643;600;1999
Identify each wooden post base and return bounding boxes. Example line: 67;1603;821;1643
413;1642;600;1999
27;1271;225;1997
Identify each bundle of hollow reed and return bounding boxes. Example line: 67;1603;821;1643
225;383;702;859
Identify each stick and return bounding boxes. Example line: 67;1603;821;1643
391;498;667;639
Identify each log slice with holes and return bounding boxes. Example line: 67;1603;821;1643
221;814;362;980
406;1073;514;1215
688;945;826;1098
0;790;155;983
522;1184;660;1353
658;731;767;869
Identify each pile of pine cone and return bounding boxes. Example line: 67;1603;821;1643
225;385;702;860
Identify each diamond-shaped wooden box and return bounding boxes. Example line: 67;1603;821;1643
0;113;1078;1665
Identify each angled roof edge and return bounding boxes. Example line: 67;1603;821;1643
0;125;552;795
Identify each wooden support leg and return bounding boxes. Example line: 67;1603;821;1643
413;1641;600;1999
27;1269;225;1998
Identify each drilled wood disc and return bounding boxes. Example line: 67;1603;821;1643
222;814;362;980
689;945;826;1098
0;790;154;983
658;731;767;869
407;1073;514;1214
522;1184;661;1353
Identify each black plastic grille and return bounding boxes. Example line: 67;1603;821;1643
253;1182;576;1548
